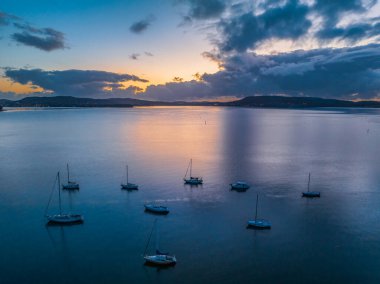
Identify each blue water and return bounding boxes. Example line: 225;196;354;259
1;106;380;283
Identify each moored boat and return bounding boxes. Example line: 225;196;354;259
230;181;250;191
46;172;84;225
62;164;80;190
144;204;169;215
47;214;84;224
143;220;176;266
247;194;271;229
121;165;138;190
183;159;203;185
302;173;320;198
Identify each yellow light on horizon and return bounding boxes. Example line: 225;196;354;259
0;78;44;95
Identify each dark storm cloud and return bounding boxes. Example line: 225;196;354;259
314;0;379;43
177;0;380;52
4;69;148;97
204;44;380;99
129;15;155;34
142;80;212;101
313;0;371;25
317;21;380;43
4;44;380;101
218;0;312;52
138;44;380;101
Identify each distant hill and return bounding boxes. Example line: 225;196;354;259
0;96;136;108
1;95;380;109
223;96;359;108
0;96;216;108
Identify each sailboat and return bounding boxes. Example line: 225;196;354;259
143;219;176;266
144;204;169;215
302;173;320;198
62;164;80;190
230;181;250;192
121;165;138;190
46;172;84;225
247;194;271;229
183;159;203;185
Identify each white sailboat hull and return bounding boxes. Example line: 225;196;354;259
247;219;271;229
144;204;169;214
47;214;84;225
230;182;249;191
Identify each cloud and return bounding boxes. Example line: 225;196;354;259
0;12;7;26
166;0;380;102
177;0;380;53
0;11;18;26
129;15;155;34
0;10;66;51
4;69;148;98
3;44;380;101
5;44;380;101
317;21;380;43
314;0;379;43
130;52;154;60
129;53;140;60
133;44;380;101
212;44;380;99
218;0;312;52
142;80;212;101
186;0;226;20
193;72;203;81
12;27;66;51
173;76;184;82
313;0;371;26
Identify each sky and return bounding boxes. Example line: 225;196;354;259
1;0;380;101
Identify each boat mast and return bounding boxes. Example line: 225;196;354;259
58;172;62;215
190;159;192;177
255;194;258;221
126;165;129;184
155;220;160;253
184;159;191;179
143;219;157;256
307;173;311;192
67;163;70;183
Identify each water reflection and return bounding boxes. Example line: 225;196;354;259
46;226;72;271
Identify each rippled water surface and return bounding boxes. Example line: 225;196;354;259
1;106;380;283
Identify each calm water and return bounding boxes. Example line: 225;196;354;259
1;106;380;283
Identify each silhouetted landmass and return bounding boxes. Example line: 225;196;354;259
0;96;134;108
0;96;216;108
1;95;380;109
223;96;359;108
